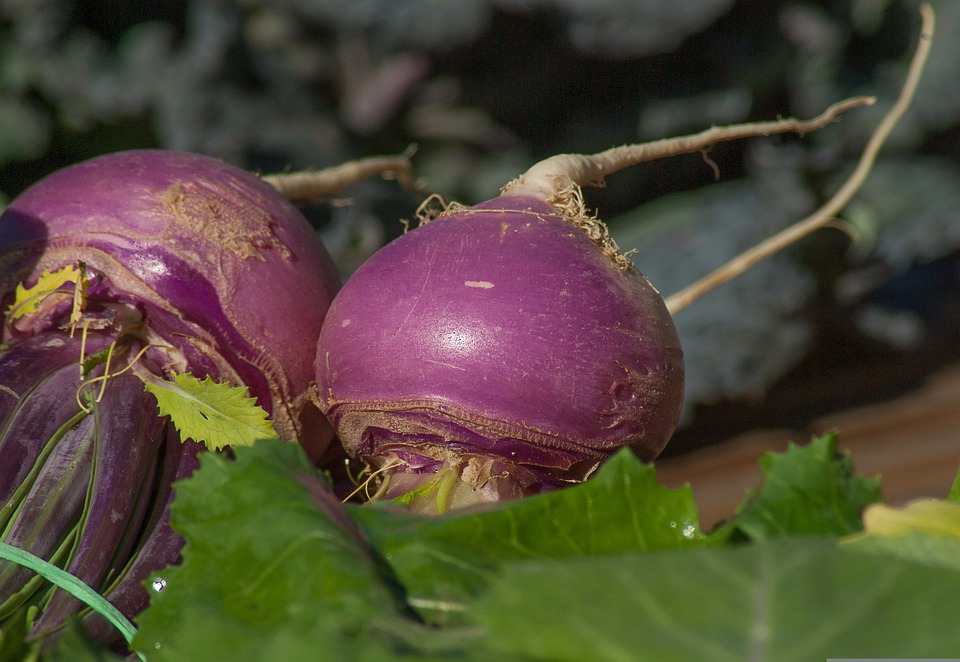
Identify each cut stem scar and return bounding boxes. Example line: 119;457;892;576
261;146;428;202
665;4;935;315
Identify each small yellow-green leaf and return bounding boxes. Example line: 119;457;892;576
844;499;960;573
861;499;960;540
142;372;278;451
6;264;82;321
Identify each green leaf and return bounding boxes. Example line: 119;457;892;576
352;449;709;624
0;606;36;662
141;372;278;451
132;440;472;661
80;345;113;377
949;469;960;502
467;538;960;661
721;432;882;541
126;434;960;661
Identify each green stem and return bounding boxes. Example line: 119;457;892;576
1;408;90;533
0;526;77;619
0;541;144;660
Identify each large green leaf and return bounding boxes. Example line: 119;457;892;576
467;537;960;661
131;440;459;661
125;434;960;662
352;448;708;623
722;432;882;540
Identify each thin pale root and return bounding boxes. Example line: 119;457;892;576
665;3;935;314
262;146;428;202
509;96;876;202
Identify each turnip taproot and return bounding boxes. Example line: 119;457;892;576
0;150;341;644
315;6;934;514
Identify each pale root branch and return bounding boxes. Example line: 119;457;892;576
261;147;427;202
340;456;403;503
509;95;876;201
502;93;875;272
665;3;935;315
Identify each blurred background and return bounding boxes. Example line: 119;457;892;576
1;0;957;520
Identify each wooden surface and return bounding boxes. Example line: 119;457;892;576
655;360;960;528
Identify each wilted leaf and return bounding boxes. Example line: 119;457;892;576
844;498;960;572
861;498;960;538
6;264;83;321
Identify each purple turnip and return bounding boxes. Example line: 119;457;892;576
0;149;341;644
1;149;340;450
315;5;933;514
314;167;685;513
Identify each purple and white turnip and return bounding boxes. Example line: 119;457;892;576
0;150;341;644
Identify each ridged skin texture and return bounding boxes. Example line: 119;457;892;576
316;193;684;492
0;150;341;449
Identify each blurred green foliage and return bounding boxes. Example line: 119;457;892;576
1;0;957;449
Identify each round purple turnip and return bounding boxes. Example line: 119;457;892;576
315;189;683;512
313;97;887;514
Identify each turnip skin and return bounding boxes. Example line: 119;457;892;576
0;150;341;645
0;149;341;450
315;193;683;509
